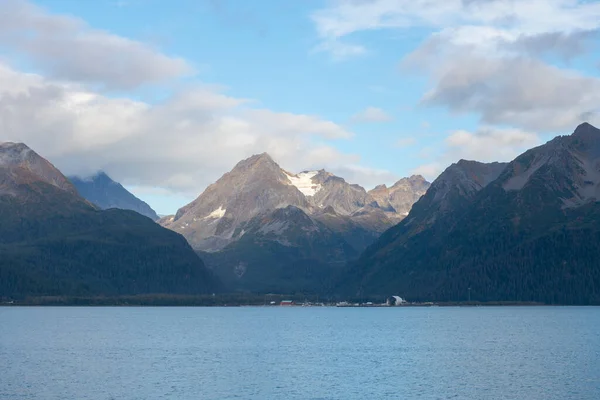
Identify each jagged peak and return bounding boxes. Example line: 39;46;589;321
572;122;600;140
372;184;388;191
390;174;429;188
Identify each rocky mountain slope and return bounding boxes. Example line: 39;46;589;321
342;123;600;305
0;142;219;298
161;153;428;293
69;172;159;220
0;142;78;197
161;153;311;251
368;175;430;220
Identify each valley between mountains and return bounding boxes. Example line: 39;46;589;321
2;123;600;304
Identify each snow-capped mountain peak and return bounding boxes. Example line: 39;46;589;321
161;152;428;252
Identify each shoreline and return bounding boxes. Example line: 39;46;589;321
0;295;590;307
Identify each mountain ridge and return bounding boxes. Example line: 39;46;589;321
161;152;427;252
342;122;600;305
160;152;429;293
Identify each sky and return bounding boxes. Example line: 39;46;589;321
1;0;600;215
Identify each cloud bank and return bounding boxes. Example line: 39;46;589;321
0;0;193;89
0;1;401;203
313;0;600;178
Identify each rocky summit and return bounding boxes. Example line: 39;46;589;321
342;123;600;305
161;153;429;293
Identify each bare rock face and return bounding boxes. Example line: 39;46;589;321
0;142;78;197
161;152;430;253
368;175;430;220
308;170;379;215
161;153;312;251
411;160;507;223
499;122;600;209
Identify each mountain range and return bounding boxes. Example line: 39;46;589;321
0;142;218;298
159;153;429;293
3;122;600;304
341;123;600;305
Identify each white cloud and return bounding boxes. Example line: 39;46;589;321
0;0;193;89
312;0;600;58
445;126;542;161
351;106;392;122
419;52;600;132
0;2;404;213
411;163;440;180
312;0;600;136
0;62;380;199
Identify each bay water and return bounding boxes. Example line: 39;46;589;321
1;306;599;399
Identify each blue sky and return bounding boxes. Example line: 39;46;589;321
34;0;456;171
1;0;600;214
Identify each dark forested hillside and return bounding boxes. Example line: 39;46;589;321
341;123;600;305
0;143;219;298
199;205;355;294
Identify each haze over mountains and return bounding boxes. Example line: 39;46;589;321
69;172;159;220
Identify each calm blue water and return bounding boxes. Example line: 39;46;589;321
1;306;599;400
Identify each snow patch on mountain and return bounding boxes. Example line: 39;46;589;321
285;171;322;196
207;206;226;219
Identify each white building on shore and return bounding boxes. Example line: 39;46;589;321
387;296;406;306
